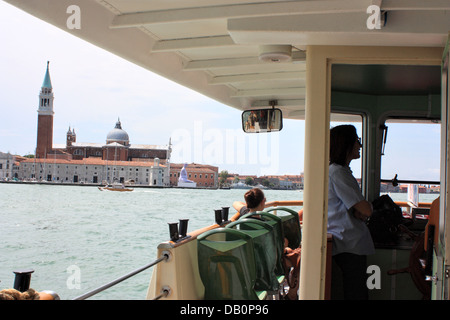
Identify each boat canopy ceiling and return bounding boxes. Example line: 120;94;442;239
5;0;450;119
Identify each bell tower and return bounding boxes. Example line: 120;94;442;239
36;61;54;158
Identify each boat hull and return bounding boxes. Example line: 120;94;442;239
98;187;133;192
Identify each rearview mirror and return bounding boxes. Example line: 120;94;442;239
242;108;283;133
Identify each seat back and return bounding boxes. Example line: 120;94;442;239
241;212;284;275
197;228;262;300
425;197;440;251
226;219;279;291
265;207;302;249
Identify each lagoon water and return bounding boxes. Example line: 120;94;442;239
0;183;438;300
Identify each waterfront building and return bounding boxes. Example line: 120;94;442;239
169;163;218;188
279;178;295;189
56;120;172;164
226;173;304;189
27;62;171;186
281;174;304;189
17;157;168;186
0;152;21;180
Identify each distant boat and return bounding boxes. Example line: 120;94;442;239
98;183;133;192
230;182;252;189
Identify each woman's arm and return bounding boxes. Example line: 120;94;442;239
233;201;245;212
351;200;373;221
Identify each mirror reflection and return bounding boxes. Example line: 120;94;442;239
242;108;283;133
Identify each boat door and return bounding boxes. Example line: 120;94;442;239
437;34;450;300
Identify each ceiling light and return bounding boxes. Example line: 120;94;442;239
259;45;292;63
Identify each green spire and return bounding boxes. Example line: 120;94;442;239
42;61;52;89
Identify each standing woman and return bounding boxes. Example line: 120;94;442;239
328;125;375;300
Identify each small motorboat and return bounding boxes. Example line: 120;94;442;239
98;183;133;192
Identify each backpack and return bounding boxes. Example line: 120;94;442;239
367;195;411;245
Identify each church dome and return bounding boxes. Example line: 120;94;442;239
106;119;129;145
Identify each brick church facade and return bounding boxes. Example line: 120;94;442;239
34;62;172;165
24;62;172;186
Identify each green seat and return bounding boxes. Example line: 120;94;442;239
241;212;285;277
265;207;302;249
226;219;279;291
197;228;267;300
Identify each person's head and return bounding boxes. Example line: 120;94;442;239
244;188;266;211
329;125;362;166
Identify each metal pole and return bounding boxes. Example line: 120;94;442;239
72;254;168;300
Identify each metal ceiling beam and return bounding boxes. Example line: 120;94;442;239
382;0;450;11
184;52;306;70
229;11;450;35
231;87;306;98
250;99;306;109
110;0;370;28
228;11;450;46
210;71;306;85
110;0;450;29
151;35;235;52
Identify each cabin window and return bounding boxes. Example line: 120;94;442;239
380;120;440;200
381;121;440;182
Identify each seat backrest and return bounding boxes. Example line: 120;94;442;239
197;228;259;300
226;219;279;291
241;212;285;275
265;207;302;249
424;197;440;251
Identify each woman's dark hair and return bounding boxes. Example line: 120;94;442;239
329;125;358;166
244;188;265;209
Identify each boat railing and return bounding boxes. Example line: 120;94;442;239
72;252;170;300
7;247;172;300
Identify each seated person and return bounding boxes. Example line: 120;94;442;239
233;187;266;218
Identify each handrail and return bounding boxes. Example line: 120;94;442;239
396;201;432;208
265;200;303;208
264;199;433;209
72;252;169;300
152;286;171;300
380;178;440;185
229;199;432;223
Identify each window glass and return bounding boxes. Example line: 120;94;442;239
381;121;440;182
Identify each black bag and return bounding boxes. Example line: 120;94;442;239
367;195;410;245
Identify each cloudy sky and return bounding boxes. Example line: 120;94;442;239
0;1;441;180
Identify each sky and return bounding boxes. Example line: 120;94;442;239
0;1;442;180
